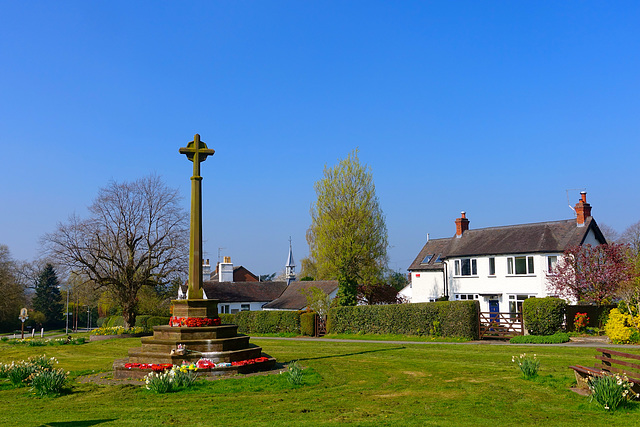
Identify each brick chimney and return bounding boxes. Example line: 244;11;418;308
574;191;592;227
455;211;470;237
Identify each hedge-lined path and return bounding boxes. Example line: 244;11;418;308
252;335;637;348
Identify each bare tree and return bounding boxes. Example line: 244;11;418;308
620;220;640;256
597;223;620;244
43;175;188;327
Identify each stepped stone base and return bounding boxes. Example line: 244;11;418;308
113;299;276;380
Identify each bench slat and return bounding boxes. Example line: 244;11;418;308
595;355;640;373
596;348;640;361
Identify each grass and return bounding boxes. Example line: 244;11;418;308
1;337;639;426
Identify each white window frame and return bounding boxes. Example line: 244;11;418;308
547;255;558;274
507;256;535;275
454;258;478;277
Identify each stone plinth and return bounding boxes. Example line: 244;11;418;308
172;299;219;318
113;300;276;380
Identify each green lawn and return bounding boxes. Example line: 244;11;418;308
1;337;639;426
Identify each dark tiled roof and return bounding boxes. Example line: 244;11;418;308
409;218;606;270
201;281;288;303
407;238;449;271
262;280;339;310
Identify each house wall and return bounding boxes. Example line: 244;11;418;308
406;271;444;302
446;253;561;312
218;301;268;314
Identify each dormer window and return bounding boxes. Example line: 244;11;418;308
435;255;442;263
421;254;433;264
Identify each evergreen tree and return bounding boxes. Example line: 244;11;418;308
33;263;63;328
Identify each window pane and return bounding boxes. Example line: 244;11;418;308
547;256;557;271
515;257;527;274
489;258;495;275
461;259;471;275
455;260;460;275
507;258;513;274
527;256;534;274
471;259;477;275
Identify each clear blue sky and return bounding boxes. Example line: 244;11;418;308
1;1;639;276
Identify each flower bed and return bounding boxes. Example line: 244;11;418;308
169;317;222;327
124;363;173;372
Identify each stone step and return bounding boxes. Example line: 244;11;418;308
139;335;251;353
152;324;238;340
127;345;263;365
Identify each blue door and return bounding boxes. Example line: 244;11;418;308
489;300;500;323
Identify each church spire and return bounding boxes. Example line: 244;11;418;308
285;237;296;285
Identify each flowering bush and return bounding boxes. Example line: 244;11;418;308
512;353;539;379
588;372;639;411
286;361;305;385
169;317;222;327
144;366;199;393
0;355;64;395
574;312;589;333
28;368;68;397
604;308;640;344
93;326;146;336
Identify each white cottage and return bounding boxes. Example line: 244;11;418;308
403;192;606;315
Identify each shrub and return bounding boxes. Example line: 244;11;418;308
588;372;639;411
231;311;301;335
28;368;68;397
135;315;152;330
509;333;570;344
300;312;316;336
512;353;539;379
327;301;478;339
106;316;125;327
604;308;640;344
522;297;566;336
220;313;235;325
96;317;106;328
146;316;170;329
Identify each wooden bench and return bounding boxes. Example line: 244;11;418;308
570;348;640;397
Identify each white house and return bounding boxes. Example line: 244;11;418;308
403;192;606;315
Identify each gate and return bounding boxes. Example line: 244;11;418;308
314;314;327;337
479;312;524;339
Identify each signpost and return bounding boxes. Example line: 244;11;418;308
18;308;28;339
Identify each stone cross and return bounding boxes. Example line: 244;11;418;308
180;134;215;299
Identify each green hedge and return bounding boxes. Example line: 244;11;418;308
522;297;566;336
135;315;152;329
509;332;570;344
220;311;301;334
300;312;316;336
327;301;479;339
146;316;170;329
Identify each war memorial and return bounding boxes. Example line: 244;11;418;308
113;135;275;379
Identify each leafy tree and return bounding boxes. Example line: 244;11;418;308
0;245;26;332
300;286;333;316
44;175;188;327
386;270;409;291
547;244;631;305
305;150;388;306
